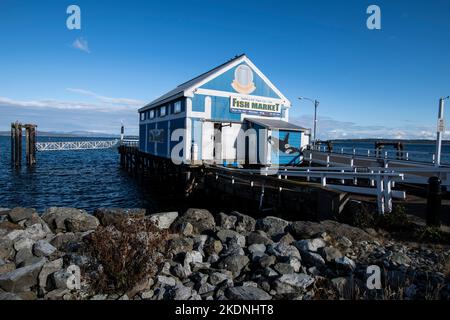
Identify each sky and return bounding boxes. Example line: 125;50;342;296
0;0;450;139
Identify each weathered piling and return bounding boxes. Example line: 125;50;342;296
25;124;37;165
11;122;23;167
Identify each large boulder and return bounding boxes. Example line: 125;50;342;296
93;208;146;227
8;208;36;223
38;258;63;292
255;216;289;239
217;213;237;230
290;220;374;242
295;238;327;253
33;240;56;257
216;229;245;247
0;238;15;260
226;286;272;300
171;209;215;234
42;207;99;233
276;273;315;290
0;258;46;292
217;254;249;276
147;212;178;229
229;211;256;233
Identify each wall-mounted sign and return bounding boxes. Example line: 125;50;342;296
230;95;281;116
231;65;256;94
149;128;165;143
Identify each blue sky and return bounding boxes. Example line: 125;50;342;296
1;0;449;139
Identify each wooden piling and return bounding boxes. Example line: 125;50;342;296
25;124;37;165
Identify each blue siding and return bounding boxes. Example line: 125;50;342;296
200;62;281;99
191;95;205;112
210;96;241;122
139;124;146;151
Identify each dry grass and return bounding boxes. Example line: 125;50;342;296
83;215;169;294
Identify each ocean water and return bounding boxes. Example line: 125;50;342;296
0;136;170;213
0;136;449;212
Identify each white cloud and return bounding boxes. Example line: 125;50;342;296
290;114;446;140
71;37;90;53
66;88;145;107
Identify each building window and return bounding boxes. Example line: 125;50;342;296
174;101;181;113
140;112;145;121
160;105;167;117
150;110;155;119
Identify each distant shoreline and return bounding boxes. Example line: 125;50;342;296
0;131;448;144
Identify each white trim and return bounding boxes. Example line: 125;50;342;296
185;55;291;107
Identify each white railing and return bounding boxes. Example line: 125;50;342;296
120;139;139;147
36;139;120;151
311;145;449;165
212;166;404;215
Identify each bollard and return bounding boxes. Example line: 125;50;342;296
426;176;442;227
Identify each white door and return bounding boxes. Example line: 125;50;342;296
202;121;214;160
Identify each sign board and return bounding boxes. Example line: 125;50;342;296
230;95;281;117
437;118;445;133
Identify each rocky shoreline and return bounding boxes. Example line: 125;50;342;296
0;207;449;300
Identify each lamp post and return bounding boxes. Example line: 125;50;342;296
436;96;449;167
299;97;320;146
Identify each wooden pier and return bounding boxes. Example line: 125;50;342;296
10;122;37;167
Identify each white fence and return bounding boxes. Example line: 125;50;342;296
36;138;139;151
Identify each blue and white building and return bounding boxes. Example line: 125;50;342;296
138;54;310;166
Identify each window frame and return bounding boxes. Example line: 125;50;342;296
174;101;182;114
160;105;167;117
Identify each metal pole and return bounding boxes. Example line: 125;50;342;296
435;97;446;167
313;100;318;145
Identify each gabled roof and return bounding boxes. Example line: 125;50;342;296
246;118;308;132
139;54;291;112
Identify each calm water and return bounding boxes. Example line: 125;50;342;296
0;136;449;212
0;136;170;213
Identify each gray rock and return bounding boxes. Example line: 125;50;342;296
0;262;15;274
246;231;273;246
8;208;36;223
141;290;154;300
217;212;237;230
15;248;34;266
177;222;194;236
0;292;23;300
0;258;46;292
38;258;63;291
226;286;272;300
255;216;289;238
216;229;245;247
171;208;216;234
217;255;249;276
198;282;216;295
172;284;193;300
53;269;74;289
287;257;302;272
230;211;256;233
203;238;223;256
157;275;177;287
172;263;191;279
93;208;146;227
148;212;178;229
248;243;266;255
301;251;326;267
0;239;14;260
295;238;326;253
258;255;276;268
168;237;194;255
321;247;343;263
277;233;295;245
42;207;99;232
33;240;56;257
273;263;294;275
209;272;232;286
13;237;34;252
49;232;78;250
184;251;203;267
22;223;49;241
277;273;315;290
266;242;301;260
335;256;356;270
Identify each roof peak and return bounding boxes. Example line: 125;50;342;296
176;53;246;88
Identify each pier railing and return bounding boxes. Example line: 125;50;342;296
311;145;450;165
210;165;404;215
